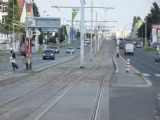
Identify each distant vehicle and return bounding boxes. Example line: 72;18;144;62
84;40;90;44
124;43;134;55
77;45;81;49
66;47;74;53
43;49;55;60
133;41;137;45
84;43;87;47
116;39;120;45
53;46;60;53
136;43;142;48
119;43;124;49
155;52;160;62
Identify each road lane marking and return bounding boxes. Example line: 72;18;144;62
155;74;160;77
142;73;151;77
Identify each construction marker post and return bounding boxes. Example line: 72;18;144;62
116;46;120;58
126;58;130;72
25;29;32;70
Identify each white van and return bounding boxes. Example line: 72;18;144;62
124;43;134;55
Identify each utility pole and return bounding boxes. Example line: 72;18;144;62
98;25;100;52
12;1;15;51
145;17;147;46
95;12;97;56
80;0;85;68
90;1;93;61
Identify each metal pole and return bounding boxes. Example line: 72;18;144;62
105;9;107;31
95;12;97;56
145;17;147;46
98;25;100;52
71;18;74;44
80;0;85;68
12;0;14;51
90;1;93;61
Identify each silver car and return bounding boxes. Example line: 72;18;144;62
66;47;74;53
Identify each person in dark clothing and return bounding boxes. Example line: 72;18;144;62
10;51;18;71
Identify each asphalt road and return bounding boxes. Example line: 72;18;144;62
120;47;160;86
110;40;160;120
0;43;91;75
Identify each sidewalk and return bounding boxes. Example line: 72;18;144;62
111;55;151;87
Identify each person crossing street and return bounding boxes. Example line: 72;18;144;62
10;51;18;71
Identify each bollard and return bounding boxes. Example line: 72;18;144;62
116;47;120;58
126;58;130;72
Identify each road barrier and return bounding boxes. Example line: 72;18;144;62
116;46;120;58
126;58;130;72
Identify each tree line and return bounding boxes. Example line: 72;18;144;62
137;2;160;44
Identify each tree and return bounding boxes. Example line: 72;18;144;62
138;2;160;40
32;0;40;17
0;0;24;32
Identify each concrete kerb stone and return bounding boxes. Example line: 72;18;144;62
119;55;152;87
33;55;78;72
112;55;119;74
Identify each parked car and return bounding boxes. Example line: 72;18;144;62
53;46;60;53
66;47;74;53
155;52;160;62
124;43;134;55
43;49;55;60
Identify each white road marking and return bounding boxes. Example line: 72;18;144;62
155;74;160;77
3;72;12;75
157;93;160;97
142;73;151;77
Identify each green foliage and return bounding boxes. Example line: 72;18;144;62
0;0;24;32
138;2;160;40
48;36;56;43
32;0;40;17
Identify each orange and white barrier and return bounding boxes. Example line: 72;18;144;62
126;58;130;72
116;47;120;58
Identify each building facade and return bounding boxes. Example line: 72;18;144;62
0;0;8;24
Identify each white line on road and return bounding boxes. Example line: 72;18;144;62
142;73;151;77
155;74;160;77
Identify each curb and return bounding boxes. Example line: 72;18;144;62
33;55;78;72
112;55;119;74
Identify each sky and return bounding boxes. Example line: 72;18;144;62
34;0;155;31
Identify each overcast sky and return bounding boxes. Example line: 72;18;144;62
35;0;155;31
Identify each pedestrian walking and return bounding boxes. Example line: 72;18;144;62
10;51;18;71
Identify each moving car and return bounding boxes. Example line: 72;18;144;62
84;40;90;44
43;49;55;60
136;43;142;48
155;52;160;62
76;45;81;49
66;47;74;53
124;43;134;55
53;46;60;53
119;43;124;49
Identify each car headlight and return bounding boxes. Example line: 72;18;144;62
51;54;54;56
